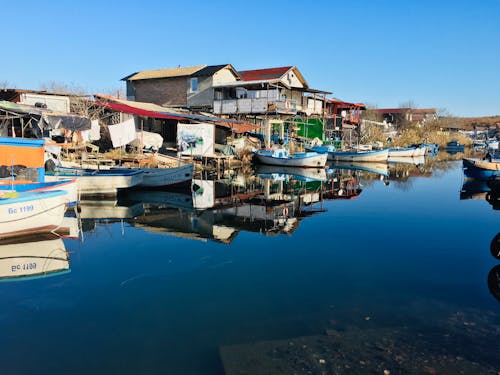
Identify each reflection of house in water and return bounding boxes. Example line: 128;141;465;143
387;160;432;182
0;234;70;281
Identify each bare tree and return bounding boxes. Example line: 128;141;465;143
0;81;11;89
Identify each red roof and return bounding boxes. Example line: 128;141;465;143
238;66;292;81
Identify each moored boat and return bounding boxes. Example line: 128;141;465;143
463;158;500;179
0;190;68;239
130;164;193;188
446;140;465;153
45;167;143;196
388;145;426;157
0;179;78;207
328;148;389;162
254;149;327;168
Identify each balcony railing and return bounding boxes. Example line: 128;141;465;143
213;99;299;114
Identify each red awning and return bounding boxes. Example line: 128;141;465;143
96;100;184;120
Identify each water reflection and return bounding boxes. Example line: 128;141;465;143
487;265;500;302
0;234;70;281
70;157;456;242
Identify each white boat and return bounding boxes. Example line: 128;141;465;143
45;167;143;196
0;179;78;207
134;164;194;188
388;146;427;157
0;190;68;239
0;234;69;281
328;148;389;162
254;149;327;168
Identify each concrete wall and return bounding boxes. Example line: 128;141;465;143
133;77;187;107
187;76;214;108
20;93;70;113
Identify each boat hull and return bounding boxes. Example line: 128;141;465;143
463;158;500;179
388;146;426;157
254;151;327;168
255;165;328;182
136;164;194;188
46;168;143;196
329;149;389;162
0;191;67;239
0;179;78;206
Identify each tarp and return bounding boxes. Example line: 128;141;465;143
108;118;137;148
0;100;44;116
130;130;163;151
40;114;91;131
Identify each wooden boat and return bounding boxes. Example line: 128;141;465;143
0;190;68;239
129;164;193;188
0;179;78;207
463;158;500;179
45;167;143;196
328;148;389;162
388;145;426;157
254;149;327;168
0;234;69;281
255;164;328;182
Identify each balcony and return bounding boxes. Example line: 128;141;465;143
213;99;299;115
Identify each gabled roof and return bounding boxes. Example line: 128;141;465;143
122;64;238;81
191;64;239;78
238;66;308;88
238;66;293;81
122;65;206;81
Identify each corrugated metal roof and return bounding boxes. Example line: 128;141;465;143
238;66;293;81
124;65;206;81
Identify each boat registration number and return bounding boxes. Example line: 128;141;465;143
11;263;37;272
8;205;34;214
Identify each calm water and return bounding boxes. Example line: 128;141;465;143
0;155;499;374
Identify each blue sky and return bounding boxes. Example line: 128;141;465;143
2;0;499;117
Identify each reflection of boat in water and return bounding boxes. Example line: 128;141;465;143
123;190;194;211
388;156;425;166
460;179;490;200
0;234;70;281
78;199;145;219
330;161;389;176
255;165;327;182
490;233;500;260
487;265;500;302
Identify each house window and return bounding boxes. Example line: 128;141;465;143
190;78;198;93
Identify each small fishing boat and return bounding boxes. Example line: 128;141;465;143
0;179;78;207
128;164;193;188
307;145;389;162
463;158;500;179
45;167;143;196
446;140;465;153
388;145;427;157
422;143;439;154
328;148;389;162
0;234;70;281
0;190;68;239
254;149;327;168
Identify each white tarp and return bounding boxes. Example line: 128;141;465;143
130;130;164;151
177;123;214;157
108;118;136;148
80;119;101;141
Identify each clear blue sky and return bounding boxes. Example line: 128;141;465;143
2;0;499;117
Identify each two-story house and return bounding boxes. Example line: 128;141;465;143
122;64;240;111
